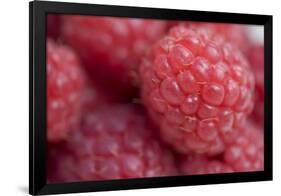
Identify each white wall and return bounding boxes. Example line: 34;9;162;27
0;0;279;195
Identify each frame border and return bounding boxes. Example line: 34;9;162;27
29;1;273;195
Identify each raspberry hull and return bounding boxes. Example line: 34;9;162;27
140;25;255;155
47;39;85;141
61;16;167;94
48;105;178;182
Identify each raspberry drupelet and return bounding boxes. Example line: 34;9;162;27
139;25;255;155
47;39;85;141
61;16;167;95
48;104;178;183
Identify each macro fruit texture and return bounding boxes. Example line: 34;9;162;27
46;15;265;182
140;25;255;155
180;121;264;174
47;39;85;141
48;105;178;182
61;16;167;95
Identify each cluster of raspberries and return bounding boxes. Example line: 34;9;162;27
46;15;264;183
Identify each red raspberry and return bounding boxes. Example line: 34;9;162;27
180;121;263;174
180;155;234;175
139;25;255;155
247;45;264;125
47;15;61;39
61;16;167;94
223;121;264;172
47;105;178;183
47;39;85;141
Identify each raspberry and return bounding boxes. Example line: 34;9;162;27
247;45;264;125
139;25;255;155
180;155;234;175
223;121;264;172
180;121;264;174
47;105;178;183
47;39;85;141
61;16;167;94
47;15;61;39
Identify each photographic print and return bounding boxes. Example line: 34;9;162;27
29;1;272;195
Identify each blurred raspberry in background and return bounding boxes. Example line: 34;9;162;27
61;16;167;98
180;120;263;174
48;105;178;183
47;39;85;142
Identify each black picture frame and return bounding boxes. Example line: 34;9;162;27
29;0;273;195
